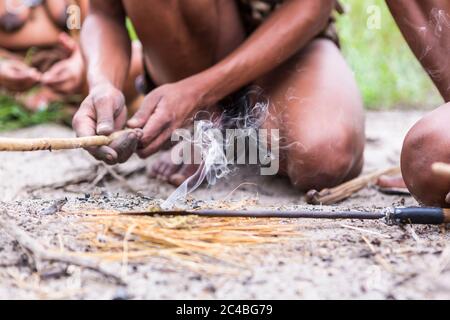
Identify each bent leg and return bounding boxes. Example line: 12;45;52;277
401;103;450;207
259;39;365;191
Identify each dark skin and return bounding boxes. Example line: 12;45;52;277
0;1;88;104
74;0;365;190
385;0;450;207
0;0;142;112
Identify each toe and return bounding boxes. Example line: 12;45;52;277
169;165;199;187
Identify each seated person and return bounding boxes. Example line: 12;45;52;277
381;0;450;207
72;0;366;192
0;0;141;112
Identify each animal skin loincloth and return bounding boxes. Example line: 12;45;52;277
237;0;344;46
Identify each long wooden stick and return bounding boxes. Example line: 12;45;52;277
432;162;450;177
0;130;132;152
306;166;401;205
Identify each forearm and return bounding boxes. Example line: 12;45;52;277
81;3;131;91
386;0;450;101
194;0;335;105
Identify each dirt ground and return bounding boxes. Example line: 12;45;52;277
0;110;449;300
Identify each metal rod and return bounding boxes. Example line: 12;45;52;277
119;207;450;225
120;209;386;220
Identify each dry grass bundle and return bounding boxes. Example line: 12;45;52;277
73;207;304;274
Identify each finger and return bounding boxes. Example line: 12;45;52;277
108;130;141;163
139;110;171;148
41;66;66;84
28;68;42;82
58;32;77;54
137;127;173;159
13;66;42;82
89;146;119;165
114;106;128;131
445;192;450;204
127;93;161;128
43;72;70;87
73;100;118;163
93;96;120;135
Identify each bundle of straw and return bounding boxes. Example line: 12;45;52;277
75;208;303;273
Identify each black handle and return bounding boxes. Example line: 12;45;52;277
392;207;444;225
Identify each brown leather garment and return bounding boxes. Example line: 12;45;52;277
237;0;343;46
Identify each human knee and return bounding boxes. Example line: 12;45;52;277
401;115;450;207
286;131;361;191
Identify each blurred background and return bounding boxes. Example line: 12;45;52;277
0;0;444;131
337;0;442;109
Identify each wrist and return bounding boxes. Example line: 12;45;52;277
187;67;232;107
89;81;117;94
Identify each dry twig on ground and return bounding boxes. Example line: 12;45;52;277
306;167;401;205
0;212;124;285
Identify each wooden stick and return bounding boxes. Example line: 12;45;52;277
306;166;401;205
0;213;125;285
432;162;450;178
0;130;133;152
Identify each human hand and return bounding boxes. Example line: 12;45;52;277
0;59;41;92
127;80;207;158
40;52;84;94
72;83;142;164
41;33;85;94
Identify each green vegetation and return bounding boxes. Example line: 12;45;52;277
337;0;442;109
0;95;66;131
0;1;444;131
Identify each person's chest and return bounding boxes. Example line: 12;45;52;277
0;6;62;51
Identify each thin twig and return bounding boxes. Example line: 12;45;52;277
222;183;258;201
306;167;401;205
0;212;125;285
341;224;390;239
100;164;140;194
361;236;394;273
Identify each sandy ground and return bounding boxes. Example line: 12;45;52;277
0;110;449;300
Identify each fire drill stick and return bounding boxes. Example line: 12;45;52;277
0;130;134;152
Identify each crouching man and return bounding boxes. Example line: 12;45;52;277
72;0;365;191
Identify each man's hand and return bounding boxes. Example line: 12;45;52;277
41;51;84;94
0;59;41;92
72;83;142;164
41;33;85;94
127;80;205;158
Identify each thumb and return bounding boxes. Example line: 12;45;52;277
95;104;115;136
445;192;450;204
58;32;77;54
27;68;41;82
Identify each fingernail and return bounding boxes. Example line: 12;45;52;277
105;154;114;162
127;119;138;127
135;129;144;138
128;132;137;141
97;124;112;135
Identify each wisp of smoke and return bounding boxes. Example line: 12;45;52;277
161;86;270;209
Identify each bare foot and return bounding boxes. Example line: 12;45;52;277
376;175;407;189
148;143;199;187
